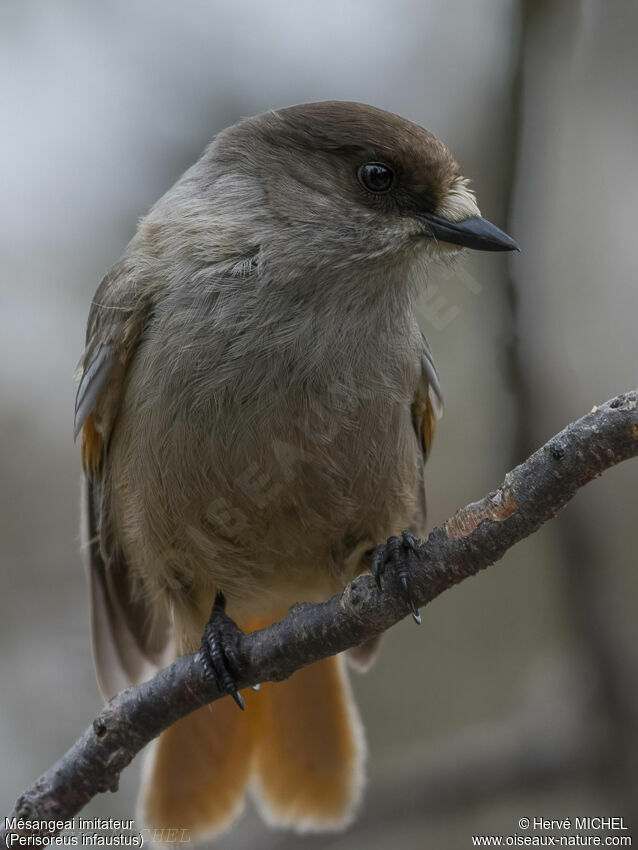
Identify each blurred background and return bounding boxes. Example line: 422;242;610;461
1;1;637;847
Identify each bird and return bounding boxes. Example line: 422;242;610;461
75;101;518;842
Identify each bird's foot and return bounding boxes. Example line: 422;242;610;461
371;530;422;624
200;592;245;710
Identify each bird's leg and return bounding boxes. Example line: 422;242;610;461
200;591;246;710
371;530;422;624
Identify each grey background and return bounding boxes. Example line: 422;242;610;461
1;1;636;848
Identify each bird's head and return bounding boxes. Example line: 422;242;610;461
208;101;518;280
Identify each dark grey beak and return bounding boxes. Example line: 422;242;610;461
415;212;520;252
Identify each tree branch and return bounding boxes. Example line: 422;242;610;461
3;390;638;846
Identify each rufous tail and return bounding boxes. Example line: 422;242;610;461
139;617;365;843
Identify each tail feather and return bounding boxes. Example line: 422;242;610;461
139;693;256;842
252;654;365;832
139;614;365;842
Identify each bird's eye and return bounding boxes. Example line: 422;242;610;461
357;162;395;193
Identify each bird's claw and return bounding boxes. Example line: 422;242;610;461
200;592;246;710
371;531;422;624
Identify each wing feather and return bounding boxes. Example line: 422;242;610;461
74;343;113;440
77;261;170;698
412;334;443;460
409;334;442;536
82;478;171;698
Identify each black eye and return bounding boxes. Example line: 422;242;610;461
357;162;394;193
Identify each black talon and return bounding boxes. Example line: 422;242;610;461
401;531;422;622
402;530;420;552
371;546;387;590
200;591;246;710
398;574;421;623
231;691;245;710
370;531;423;625
398;570;422;625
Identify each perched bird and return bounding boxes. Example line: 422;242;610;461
75;101;518;841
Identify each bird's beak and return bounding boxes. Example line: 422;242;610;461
414;212;520;252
